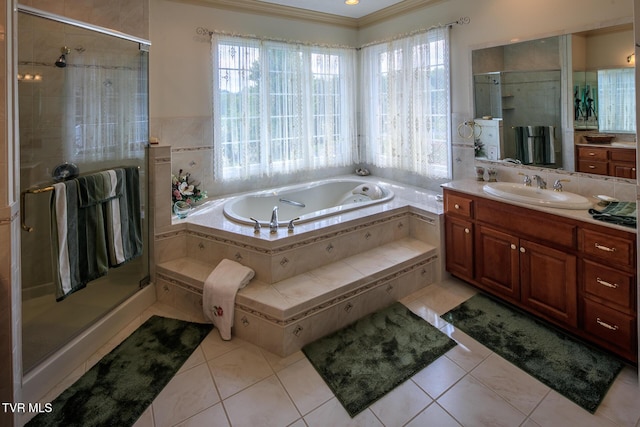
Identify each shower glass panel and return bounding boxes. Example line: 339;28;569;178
18;10;150;373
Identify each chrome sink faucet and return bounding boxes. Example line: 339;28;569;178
270;206;279;234
518;172;531;186
532;175;547;189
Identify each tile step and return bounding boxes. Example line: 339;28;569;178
157;237;437;321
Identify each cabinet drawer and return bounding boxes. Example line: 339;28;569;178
577;160;608;175
578;146;608;161
476;199;576;249
580;229;634;267
583;298;635;352
610;148;635;162
445;193;473;218
583;259;634;310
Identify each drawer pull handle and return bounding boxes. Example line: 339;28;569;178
594;243;616;252
464;228;470;234
589;152;597;156
596;318;619;331
588;165;596;169
596;277;619;289
519;247;526;253
511;244;517;250
454;203;460;209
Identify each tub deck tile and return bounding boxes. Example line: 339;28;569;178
156;237;438;341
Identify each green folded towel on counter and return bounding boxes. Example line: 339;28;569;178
589;202;636;228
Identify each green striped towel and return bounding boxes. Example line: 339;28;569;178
589;202;636;228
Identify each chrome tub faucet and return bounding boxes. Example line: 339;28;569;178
270;206;279;233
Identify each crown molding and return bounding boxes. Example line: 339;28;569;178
358;0;449;28
168;0;359;29
167;0;448;29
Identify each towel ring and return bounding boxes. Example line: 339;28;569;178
457;120;482;139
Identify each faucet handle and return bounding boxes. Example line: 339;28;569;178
518;172;531;186
288;217;300;233
249;217;261;233
553;179;569;192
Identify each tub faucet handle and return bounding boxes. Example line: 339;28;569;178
288;217;300;233
249;217;261;233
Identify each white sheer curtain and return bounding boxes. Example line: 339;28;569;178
212;35;356;181
598;68;636;133
64;48;146;163
360;27;451;179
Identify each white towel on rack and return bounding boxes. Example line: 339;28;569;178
203;259;255;340
52;182;73;298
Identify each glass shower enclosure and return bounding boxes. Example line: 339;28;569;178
18;8;150;373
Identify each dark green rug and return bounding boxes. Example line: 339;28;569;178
302;302;456;417
26;316;212;427
441;293;624;413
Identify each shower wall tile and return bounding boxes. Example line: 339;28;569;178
151;146;172;231
28;0;149;40
154;116;216;195
170;148;214;196
119;0;148;42
161;116;212;148
30;0;65;15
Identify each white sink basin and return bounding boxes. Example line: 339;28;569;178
483;182;593;210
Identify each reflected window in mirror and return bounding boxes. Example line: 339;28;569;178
598;68;636;133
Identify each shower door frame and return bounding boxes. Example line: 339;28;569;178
17;3;153;404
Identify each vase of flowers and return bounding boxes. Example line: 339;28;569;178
172;169;207;208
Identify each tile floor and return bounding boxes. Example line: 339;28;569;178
28;277;640;427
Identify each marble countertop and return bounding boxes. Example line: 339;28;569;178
575;143;636;149
442;179;636;234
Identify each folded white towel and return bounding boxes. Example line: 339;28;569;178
203;259;255;340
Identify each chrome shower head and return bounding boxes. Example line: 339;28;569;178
54;54;66;68
54;47;71;68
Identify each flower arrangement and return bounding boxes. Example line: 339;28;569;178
172;169;207;205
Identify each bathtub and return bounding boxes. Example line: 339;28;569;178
223;179;394;226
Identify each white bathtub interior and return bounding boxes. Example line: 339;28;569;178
223;179;394;226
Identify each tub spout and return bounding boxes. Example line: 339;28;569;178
270;206;279;233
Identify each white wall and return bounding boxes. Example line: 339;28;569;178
149;0;633;192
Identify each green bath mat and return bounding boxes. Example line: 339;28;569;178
441;294;624;413
26;316;212;427
303;302;456;417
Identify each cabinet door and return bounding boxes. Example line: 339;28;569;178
610;162;636;179
520;239;577;327
445;216;474;280
475;225;520;301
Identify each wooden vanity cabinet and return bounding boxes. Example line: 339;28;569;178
579;226;637;361
444;192;474;281
610;148;636;179
443;188;637;362
473;196;578;327
577;146;608;176
576;145;636;179
445;216;474;281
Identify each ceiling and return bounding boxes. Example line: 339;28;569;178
256;0;407;19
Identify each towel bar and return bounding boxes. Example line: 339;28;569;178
21;186;55;232
19;165;139;232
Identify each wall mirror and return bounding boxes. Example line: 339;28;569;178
472;23;636;177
